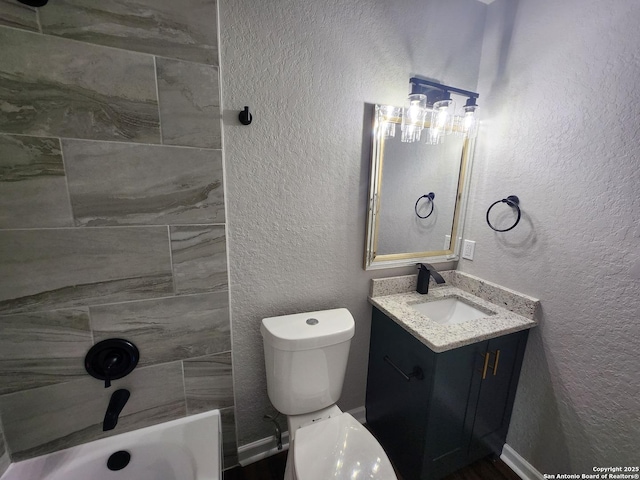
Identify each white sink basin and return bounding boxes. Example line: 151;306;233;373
411;297;490;326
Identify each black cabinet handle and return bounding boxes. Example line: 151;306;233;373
384;355;424;381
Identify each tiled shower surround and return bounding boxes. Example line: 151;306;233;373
0;0;237;471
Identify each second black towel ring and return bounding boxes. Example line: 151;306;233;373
486;195;521;232
415;192;435;219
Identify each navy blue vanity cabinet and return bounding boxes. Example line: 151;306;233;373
365;307;529;480
465;329;529;465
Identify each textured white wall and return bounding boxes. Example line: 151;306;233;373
463;0;640;471
218;0;486;445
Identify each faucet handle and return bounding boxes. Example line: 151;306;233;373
103;354;120;388
85;339;140;389
416;263;446;294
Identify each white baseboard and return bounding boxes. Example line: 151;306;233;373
501;444;544;480
237;406;367;467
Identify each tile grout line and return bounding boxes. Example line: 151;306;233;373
0;132;222;152
167;225;177;296
0;23;219;68
0;223;226;232
214;2;240;460
153;56;164;145
35;6;42;34
0;355;227;400
0;288;229;318
57;138;78;228
180;359;188;418
211;0;237;464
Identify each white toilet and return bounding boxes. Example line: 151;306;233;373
261;308;398;480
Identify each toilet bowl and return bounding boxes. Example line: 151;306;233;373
261;308;397;480
290;411;396;479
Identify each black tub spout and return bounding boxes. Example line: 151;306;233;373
103;389;130;431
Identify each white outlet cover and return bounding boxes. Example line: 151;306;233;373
462;240;476;260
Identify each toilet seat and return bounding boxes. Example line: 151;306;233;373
293;413;398;480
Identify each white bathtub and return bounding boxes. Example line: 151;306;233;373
1;410;221;480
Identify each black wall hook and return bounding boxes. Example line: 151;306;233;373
239;106;252;125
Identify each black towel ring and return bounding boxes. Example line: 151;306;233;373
486;195;521;232
415;192;435;219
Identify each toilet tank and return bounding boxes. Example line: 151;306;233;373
261;308;355;415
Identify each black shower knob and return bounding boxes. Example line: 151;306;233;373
18;0;48;7
85;339;140;388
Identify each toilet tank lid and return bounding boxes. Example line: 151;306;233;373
261;308;355;351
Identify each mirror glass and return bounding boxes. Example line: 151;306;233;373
364;104;474;269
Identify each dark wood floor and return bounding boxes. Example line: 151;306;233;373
223;450;520;480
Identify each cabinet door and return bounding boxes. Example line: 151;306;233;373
468;329;529;461
366;308;435;479
422;340;486;480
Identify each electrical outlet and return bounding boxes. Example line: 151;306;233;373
462;240;476;260
444;235;451;250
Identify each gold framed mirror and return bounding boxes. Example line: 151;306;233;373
364;104;475;270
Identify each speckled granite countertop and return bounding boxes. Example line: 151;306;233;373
369;271;540;353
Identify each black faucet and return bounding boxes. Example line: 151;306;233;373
416;263;445;294
103;389;130;431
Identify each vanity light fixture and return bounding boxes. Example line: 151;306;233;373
461;97;479;140
428;93;456;145
400;77;480;143
379;105;401;138
401;94;428;143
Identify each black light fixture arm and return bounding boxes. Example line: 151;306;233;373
409;77;479;105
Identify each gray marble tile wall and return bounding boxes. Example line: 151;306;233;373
0;28;160;143
62;141;225;226
38;0;219;65
0;0;237;469
156;58;222;148
0;0;38;31
0;135;73;228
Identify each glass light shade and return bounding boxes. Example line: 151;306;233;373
378;105;400;138
453;114;465;137
428;99;456;145
462;104;479;139
401;94;427;143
